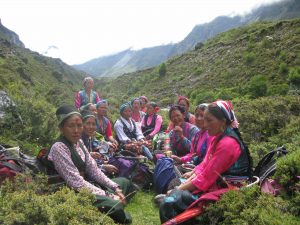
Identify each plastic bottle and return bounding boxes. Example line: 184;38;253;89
164;132;171;156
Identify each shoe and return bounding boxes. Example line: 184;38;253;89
154;194;166;206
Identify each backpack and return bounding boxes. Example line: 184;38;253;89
108;151;153;190
0;144;45;185
253;146;288;184
153;157;179;194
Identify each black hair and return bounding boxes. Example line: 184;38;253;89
168;104;185;119
207;103;231;126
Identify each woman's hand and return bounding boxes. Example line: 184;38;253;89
174;126;184;139
182;170;194;179
107;141;117;150
114;188;127;205
90;152;103;160
171;155;182;164
103;164;118;174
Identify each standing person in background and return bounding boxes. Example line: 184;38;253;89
167;96;195;132
48;105;134;224
141;101;163;140
131;97;145;128
75;77;101;109
139;95;148;113
95;99;118;150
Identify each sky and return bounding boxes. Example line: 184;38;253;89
0;0;278;65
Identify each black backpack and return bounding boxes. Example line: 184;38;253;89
253;146;288;184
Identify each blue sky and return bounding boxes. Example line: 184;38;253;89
0;0;277;65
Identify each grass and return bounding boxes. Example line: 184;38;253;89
126;191;160;225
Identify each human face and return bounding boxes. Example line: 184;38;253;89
83;117;96;137
170;109;185;126
203;110;226;136
89;104;97;116
122;107;132;120
84;80;94;91
60;115;83;144
132;100;141;112
195;108;206;130
140;98;146;107
178;99;188;112
146;104;155;116
97;103;108;117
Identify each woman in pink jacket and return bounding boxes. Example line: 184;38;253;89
177;100;252;193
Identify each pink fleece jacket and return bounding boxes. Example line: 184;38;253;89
191;134;241;192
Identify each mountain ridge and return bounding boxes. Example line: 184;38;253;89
74;0;300;78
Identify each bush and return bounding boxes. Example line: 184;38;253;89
288;67;300;87
243;51;256;65
0;174;115;225
274;149;300;194
158;63;167;76
247;75;268;98
267;84;289;96
279;62;289;75
199;187;300;225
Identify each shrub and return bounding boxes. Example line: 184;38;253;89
158;63;166;76
274;149;300;193
199;187;300;225
0;174;115;225
267;84;289;96
288;67;300;87
243;51;255;65
279;62;289;75
247;75;268;98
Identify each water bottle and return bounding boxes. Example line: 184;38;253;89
164;132;171;154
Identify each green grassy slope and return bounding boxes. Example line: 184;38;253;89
100;19;300;105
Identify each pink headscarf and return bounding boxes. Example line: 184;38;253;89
214;100;239;128
177;96;190;107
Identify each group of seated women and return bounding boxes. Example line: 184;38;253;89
46;76;252;224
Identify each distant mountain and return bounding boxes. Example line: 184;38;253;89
0;19;25;48
74;0;300;77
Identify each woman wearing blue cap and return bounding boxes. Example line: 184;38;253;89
114;102;153;160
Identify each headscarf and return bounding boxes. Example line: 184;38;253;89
81;111;95;121
177;96;190;107
131;97;141;106
119;102;131;114
196;103;209;111
139;96;148;103
56;105;81;127
79;103;93;113
96;99;108;109
214;100;239;128
147;101;159;113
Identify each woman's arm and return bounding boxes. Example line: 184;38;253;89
49;142;114;196
149;115;163;138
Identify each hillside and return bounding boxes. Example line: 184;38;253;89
0;19;24;48
75;0;300;77
0;27;90;146
99;19;300;103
